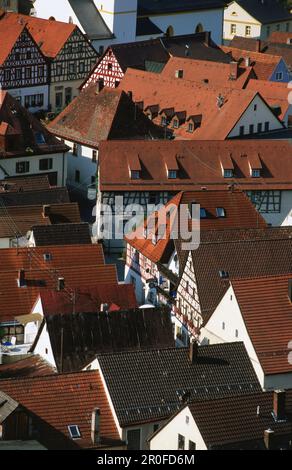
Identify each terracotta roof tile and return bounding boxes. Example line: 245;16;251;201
0;355;56;379
246;79;290;119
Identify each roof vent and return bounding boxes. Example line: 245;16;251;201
219;270;229;279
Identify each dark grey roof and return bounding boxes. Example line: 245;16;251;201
235;0;292;24
0;391;19;424
69;0;113;39
138;0;225;16
136;17;163;36
97;342;261;426
41;307;174;373
0;188;69;207
32;223;91;246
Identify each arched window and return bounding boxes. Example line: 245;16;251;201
166;25;174;37
195;23;204;33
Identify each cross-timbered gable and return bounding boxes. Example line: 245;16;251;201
82;48;124;90
0;27;48;90
176;251;202;328
51;27;97;84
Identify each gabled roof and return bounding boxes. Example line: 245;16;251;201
125;190;267;265
34;306;174;373
31;223;91;246
138;0;225;16
0;371;121;449
233;0;292;24
246;79;290;119
0;91;68;159
263;42;292;67
187;227;292;322
49;84;164;147
0;355;56;379
97;342;261;426
185;390;292;448
99;139;292;192
0;13;27;65
232;274;292;375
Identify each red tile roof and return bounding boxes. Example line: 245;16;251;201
125;190;267;264
1;12;76;58
40;284;138;315
232;274;292;375
99;139;292;191
269;31;292;44
0;371;121;448
0;13;26;65
221;46;281;80
120;67;265;140
0;355;56;379
0;176;51;192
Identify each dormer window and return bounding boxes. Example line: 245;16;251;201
188;122;194;133
168;170;177;179
251;169;261;178
200;208;207;219
173;119;179;129
161;116;167;126
224;169;233;178
131;170;140;180
216;207;226;218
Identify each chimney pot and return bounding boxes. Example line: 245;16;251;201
273;389;286;421
229;61;239;80
264;428;275;450
91;408;101;445
189;339;198;364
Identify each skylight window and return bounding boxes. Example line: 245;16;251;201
200;208;207;219
68;425;81;439
223;169;233;178
35;132;46;145
216;207;226;218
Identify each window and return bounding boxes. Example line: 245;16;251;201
231;24;236;35
15;52;20;61
16;68;21;80
55;92;63;109
254;104;257;111
25;67;31;79
65;87;72;105
4;69;11;81
168;170;177;179
188;122;194;133
186;416;190;424
173;119;179;129
245;26;251;36
235;329;239;338
26;51;31;60
239;125;245;136
35;132;46;144
38;65;44;77
69;62;76;74
222;322;225;330
39;158;53;171
216;207;226;218
115;80;120;88
75;170;80;183
251;169;261;178
286;23;290;32
178;434;185;450
56;64;62;76
131;170;140;180
264;121;270;132
246;190;281;213
249;124;254;134
257;122;262;133
1;324;24;344
127;429;141;450
108;63;112;71
73;143;78;156
16;161;30;174
275;72;283;81
200;208;207;219
68;425;81;439
189;440;196;450
161;116;167;126
224;169;233;178
79;62;85;73
92;150;97;163
276;24;280;31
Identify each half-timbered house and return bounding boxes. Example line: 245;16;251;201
0;13;49;112
0;12;98;112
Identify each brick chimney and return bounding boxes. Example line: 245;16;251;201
189;339;198;363
264;429;275;450
91;408;101;445
256;39;261;53
230;61;239;80
273;390;286;421
18;269;26;288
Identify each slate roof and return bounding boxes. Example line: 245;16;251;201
35;306;174;373
69;0;113;40
0;371;121;449
97;342;261;426
49;85;164;147
32;223;91;246
235;0;292;24
136;17;163;36
99;139;292;192
0;355;56;379
0;91;68;159
0;188;70;207
232;274;292;376
137;0;225;16
187;227;292;322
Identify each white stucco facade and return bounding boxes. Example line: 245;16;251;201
64;139;97;194
150;406;207;451
31;321;56;368
9;84;49;113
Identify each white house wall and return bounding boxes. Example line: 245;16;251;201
265;191;292;226
150;406;207;451
224;1;261;41
32;322;56;368
9;85;49;113
227;95;284;138
65;139;97;192
176;252;202;327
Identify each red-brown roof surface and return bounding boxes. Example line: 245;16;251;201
0;371;120;448
221;46;281;80
40;284;138;315
126;190;267;264
246;78;290;119
99;139;292;191
0;13;26;65
0;355;56;379
120;68;265;140
0;12;76;58
269;31;292;44
232;274;292;375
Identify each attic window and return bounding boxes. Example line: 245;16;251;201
131;170;140;180
216;207;226;218
168;170;177;179
224;169;233;178
68;425;81;440
35;132;46;145
251;169;261;178
173;119;179;129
